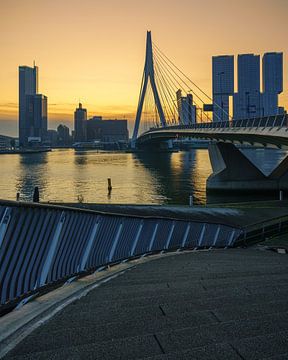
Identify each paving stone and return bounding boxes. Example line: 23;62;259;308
4;249;288;359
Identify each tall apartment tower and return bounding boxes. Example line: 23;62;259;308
212;56;234;122
25;94;48;141
19;65;38;146
176;90;196;124
262;52;283;116
233;54;261;119
74;103;87;142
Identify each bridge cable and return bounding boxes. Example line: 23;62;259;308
153;47;217;122
153;49;214;122
153;42;231;120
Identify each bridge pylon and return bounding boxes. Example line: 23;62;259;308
132;31;166;148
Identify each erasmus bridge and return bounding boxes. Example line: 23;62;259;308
132;31;288;192
1;33;288;359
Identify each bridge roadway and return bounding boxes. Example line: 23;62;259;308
136;115;288;148
3;247;288;359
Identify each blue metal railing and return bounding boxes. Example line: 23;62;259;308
0;201;241;307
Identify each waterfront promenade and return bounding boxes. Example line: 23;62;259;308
3;247;288;359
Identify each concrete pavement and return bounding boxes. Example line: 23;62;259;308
3;248;288;359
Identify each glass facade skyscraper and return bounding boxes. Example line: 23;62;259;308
262;52;283;116
19;65;38;146
212;56;234;122
233;54;261;120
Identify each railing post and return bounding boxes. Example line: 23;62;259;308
228;229;236;247
281;113;286;127
130;220;144;256
212;225;221;246
108;221;123;262
181;223;191;248
0;208;11;250
165;221;175;250
79;217;100;271
198;223;206;247
148;223;159;252
39;211;65;286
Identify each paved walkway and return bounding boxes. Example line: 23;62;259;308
4;248;288;359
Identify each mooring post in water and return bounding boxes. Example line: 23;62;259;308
279;190;284;201
16;192;20;201
33;187;39;203
189;195;193;207
108;178;112;193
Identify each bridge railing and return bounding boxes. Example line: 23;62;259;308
143;114;287;134
0;201;241;309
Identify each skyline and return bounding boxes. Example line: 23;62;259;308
1;0;288;136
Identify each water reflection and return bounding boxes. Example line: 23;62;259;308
0;148;287;205
135;150;211;205
16;153;49;201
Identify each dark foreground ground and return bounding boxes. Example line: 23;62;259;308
4;248;288;360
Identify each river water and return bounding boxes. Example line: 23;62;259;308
0;148;287;205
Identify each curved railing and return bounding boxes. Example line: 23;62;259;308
0;201;241;308
140;114;287;136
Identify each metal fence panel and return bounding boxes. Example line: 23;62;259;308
0;202;245;306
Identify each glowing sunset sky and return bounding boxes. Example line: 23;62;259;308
0;0;287;136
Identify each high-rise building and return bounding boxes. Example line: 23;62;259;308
74;103;87;142
19;65;38;146
176;90;196;124
263;52;283;94
212;55;234;122
237;54;260;93
234;54;261;119
25;94;48;142
262;52;283;116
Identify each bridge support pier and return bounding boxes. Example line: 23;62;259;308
207;142;288;193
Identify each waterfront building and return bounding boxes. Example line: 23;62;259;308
86;117;129;143
57;124;70;145
19;64;38;146
234;54;261;119
212;55;234;122
25;94;48;142
176;90;196;124
47;129;58;147
262;52;283;116
0;135;14;150
74;103;87;142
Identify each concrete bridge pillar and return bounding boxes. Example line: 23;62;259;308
207;142;288;193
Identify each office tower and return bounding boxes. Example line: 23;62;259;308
263;52;283;94
212;56;234;122
262;52;283;116
238;54;260;93
19;65;38;146
176;90;196;125
233;54;262;119
25;94;48;142
74;103;87;142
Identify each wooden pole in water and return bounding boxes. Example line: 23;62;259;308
108;178;112;192
33;187;39;203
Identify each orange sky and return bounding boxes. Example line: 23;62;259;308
0;0;287;136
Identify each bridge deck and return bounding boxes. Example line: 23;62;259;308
4;248;288;359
